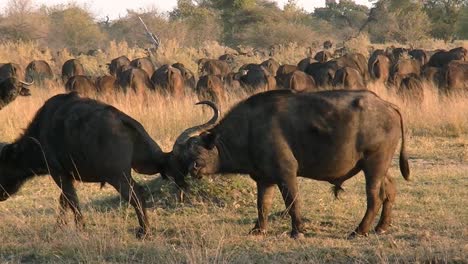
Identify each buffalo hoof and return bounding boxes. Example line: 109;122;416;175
249;227;267;236
347;231;368;240
136;228;150;240
290;230;305;239
375;228;388;235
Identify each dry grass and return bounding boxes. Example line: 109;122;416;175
0;41;467;263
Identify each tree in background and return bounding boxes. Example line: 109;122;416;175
366;0;431;43
0;0;49;42
424;0;468;42
314;0;369;39
47;5;106;53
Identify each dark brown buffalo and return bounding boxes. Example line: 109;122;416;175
62;59;85;83
65;75;97;95
25;60;54;84
195;75;225;103
368;54;391;84
218;54;236;65
224;72;242;91
444;60;468;92
0;63;24;81
314;50;332;63
308;53;369;87
389;59;421;87
165;90;409;238
408;49;428;66
297;57;317;72
276;64;298;88
283;70;317;93
305;62;335;87
0;78;32;110
422;66;444;88
332;67;366;90
398;76;424;103
108;56;131;77
119;68;154;94
240;66;276;92
427;47;467;67
239;63;262;72
172;63;196;89
260;58;280;77
130;57;155;77
0;92;166;238
95;75;120;93
198;59;230;77
390;47;409;63
151;65;184;97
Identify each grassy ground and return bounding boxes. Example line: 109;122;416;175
0;80;467;263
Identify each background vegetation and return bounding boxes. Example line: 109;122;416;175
0;0;467;263
0;0;467;54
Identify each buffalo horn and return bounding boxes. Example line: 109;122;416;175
174;101;219;146
19;80;34;86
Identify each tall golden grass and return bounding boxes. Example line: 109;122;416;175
0;40;467;263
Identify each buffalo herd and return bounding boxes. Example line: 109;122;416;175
0;44;466;239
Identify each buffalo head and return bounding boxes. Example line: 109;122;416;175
166;101;220;188
0;144;24;201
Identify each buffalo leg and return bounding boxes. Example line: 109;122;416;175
56;192;69;226
375;175;396;234
109;173;149;239
250;182;275;235
278;177;304;239
52;176;84;229
352;153;391;238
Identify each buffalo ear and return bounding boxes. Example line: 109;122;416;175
200;132;218;150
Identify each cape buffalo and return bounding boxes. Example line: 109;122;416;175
444;60;468;92
240;66;276;92
218;54;236;65
0;78;32;110
165;90;410;239
0;63;24;81
427;47;467;67
260;58;280;77
422;66;444;88
62;59;85;83
389;59;421;87
198;59;230;77
297;57;317;72
0;92;166;238
332;67;366;90
172;63;196;90
195;75;225;103
276;64;298;88
151;65;184;97
95;75;120;94
108;56;131;77
65;75;97;96
408;49;428;66
314;50;332;63
25;60;54;84
398;75;424;103
119;68;155;94
283;70;317;93
130;57;155;77
368;52;390;84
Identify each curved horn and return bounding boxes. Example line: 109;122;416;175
19;80;34;86
174;101;219;147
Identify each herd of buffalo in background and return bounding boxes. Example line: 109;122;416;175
0;42;466;240
0;42;467;110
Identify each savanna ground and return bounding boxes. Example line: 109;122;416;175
0;42;467;263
